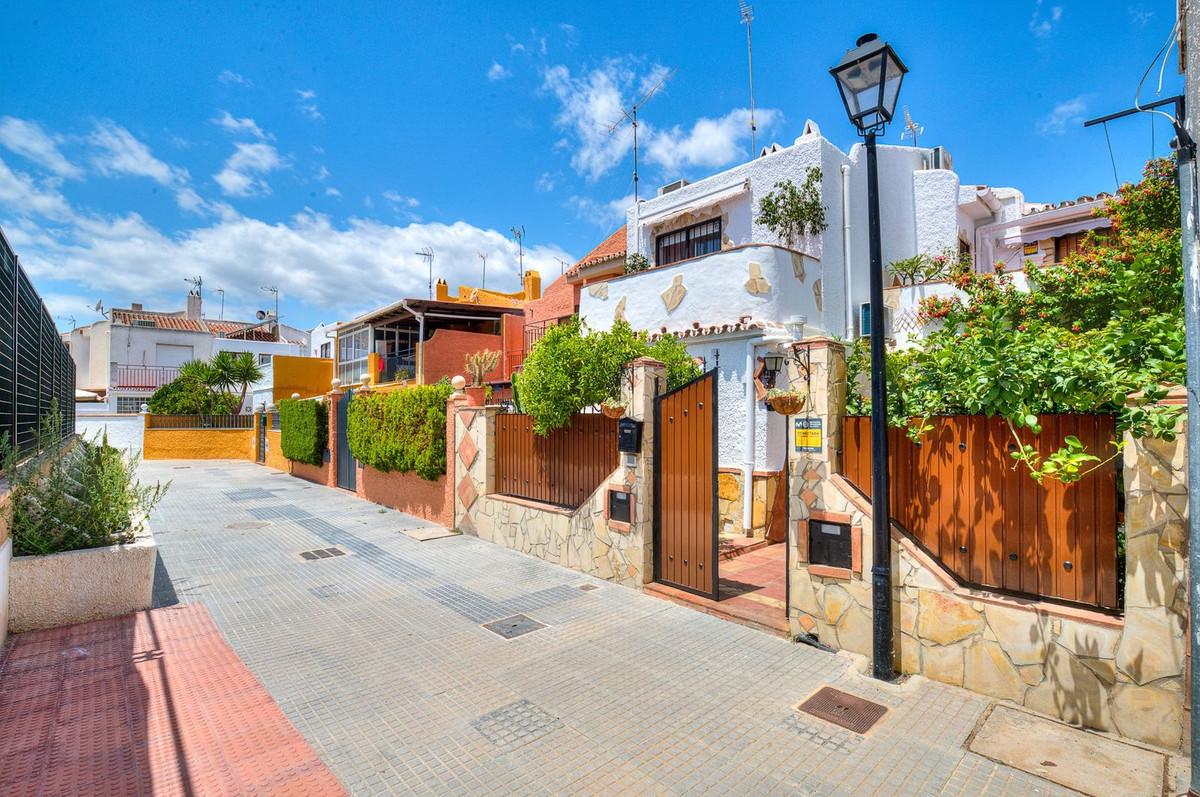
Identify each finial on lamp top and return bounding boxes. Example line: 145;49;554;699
291;392;301;400
331;378;342;390
451;375;467;391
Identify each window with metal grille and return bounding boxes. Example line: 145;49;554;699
116;396;144;414
655;218;722;267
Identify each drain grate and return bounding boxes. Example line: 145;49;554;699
471;699;561;751
481;614;545;639
299;547;346;561
796;687;887;734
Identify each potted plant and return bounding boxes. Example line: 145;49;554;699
601;396;627;419
464;349;500;407
765;387;806;415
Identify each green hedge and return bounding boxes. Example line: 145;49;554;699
279;398;327;466
346;383;454;481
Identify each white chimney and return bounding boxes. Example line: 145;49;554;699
186;290;202;321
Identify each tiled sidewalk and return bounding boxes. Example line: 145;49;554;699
0;603;344;796
126;456;1089;796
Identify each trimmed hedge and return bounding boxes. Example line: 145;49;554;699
279;398;327;466
346;383;454;481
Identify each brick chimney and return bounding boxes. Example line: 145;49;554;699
131;302;143;311
186;291;202;321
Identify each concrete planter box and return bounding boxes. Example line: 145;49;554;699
8;524;157;633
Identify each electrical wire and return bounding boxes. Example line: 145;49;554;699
1102;122;1120;191
1133;17;1181;129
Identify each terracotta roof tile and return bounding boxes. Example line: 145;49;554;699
568;226;626;274
109;309;206;332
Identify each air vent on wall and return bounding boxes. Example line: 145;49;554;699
658;179;689;196
132;319;157;328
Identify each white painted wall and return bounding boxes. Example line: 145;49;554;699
579;246;823;339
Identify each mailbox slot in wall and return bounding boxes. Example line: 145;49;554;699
608;490;632;525
809;520;852;570
617;418;643;453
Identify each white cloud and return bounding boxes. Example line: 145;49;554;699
214;142;285;197
0;157;75;220
211;110;270;140
218;70;252;87
4;204;574;320
535;171;559;192
1029;0;1063;38
541;59;644;181
0;117;81;178
324;186;342;198
487;62;512;81
1128;5;1154;26
89;121;185;186
382;190;419;208
568;192;633;229
296;89;322;120
645;108;780;174
1036;95;1088;135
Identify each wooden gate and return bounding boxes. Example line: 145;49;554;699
336;389;356;491
654;370;718;598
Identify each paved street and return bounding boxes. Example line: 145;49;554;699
81;417;1078;796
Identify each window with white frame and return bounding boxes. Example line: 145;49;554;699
116;396;144;414
337;326;371;384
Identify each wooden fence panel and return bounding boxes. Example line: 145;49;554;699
495;413;618;508
841;414;1119;610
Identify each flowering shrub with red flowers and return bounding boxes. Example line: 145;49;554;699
847;157;1184;483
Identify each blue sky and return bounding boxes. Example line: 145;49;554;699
0;0;1182;331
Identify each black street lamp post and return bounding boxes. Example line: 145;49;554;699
830;33;907;681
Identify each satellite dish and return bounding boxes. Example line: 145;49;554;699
255;309;267;320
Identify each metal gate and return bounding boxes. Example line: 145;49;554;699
654;370;718;598
256;412;267;463
336;389;356;491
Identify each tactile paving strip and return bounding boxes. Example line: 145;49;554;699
0;604;346;796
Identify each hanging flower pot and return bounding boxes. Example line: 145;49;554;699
601;399;626;419
765;388;806;415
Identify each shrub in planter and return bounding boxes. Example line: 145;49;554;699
279;398;327;466
5;408;168;556
346;382;454;481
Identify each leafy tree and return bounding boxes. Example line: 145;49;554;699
147;352;262;414
850;157;1184;483
755;167;829;248
515;317;700;435
211;351;265;408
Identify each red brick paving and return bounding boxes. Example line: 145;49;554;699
0;604;345;797
647;543;789;637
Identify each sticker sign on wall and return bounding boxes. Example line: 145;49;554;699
794;418;822;453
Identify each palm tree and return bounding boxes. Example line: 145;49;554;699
176;360;219;413
211;351;264;410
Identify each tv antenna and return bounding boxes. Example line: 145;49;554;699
900;107;923;147
184;275;203;299
739;1;757;155
510;226;525;283
260;286;279;334
90;300;108;319
607;68;675;203
215;287;225;320
58;315;76;330
554;256;569;276
415;247;435;298
477;251;488;290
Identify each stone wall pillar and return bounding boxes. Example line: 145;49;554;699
323;389;341;489
623;357;666;583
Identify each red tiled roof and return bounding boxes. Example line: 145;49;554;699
567;226;626;275
205;319;276;341
109;309;206;332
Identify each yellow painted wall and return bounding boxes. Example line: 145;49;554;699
263;428;289;471
272;355;333;402
143;427;257;460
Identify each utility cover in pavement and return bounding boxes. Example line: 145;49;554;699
299;547;346;561
970;704;1164;797
400;526;458;542
482;614;546;639
796;687;887;734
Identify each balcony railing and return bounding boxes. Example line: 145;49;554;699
380;350;416;383
113;364;180;389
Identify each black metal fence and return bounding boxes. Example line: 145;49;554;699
144;414;254;430
0;228;74;456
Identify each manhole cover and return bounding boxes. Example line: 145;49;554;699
482;614;546;639
796;687;887;734
299;547;347;561
225;521;270;530
578;584;600;592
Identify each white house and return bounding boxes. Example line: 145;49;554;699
66;290;311;414
576;120;1087;539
